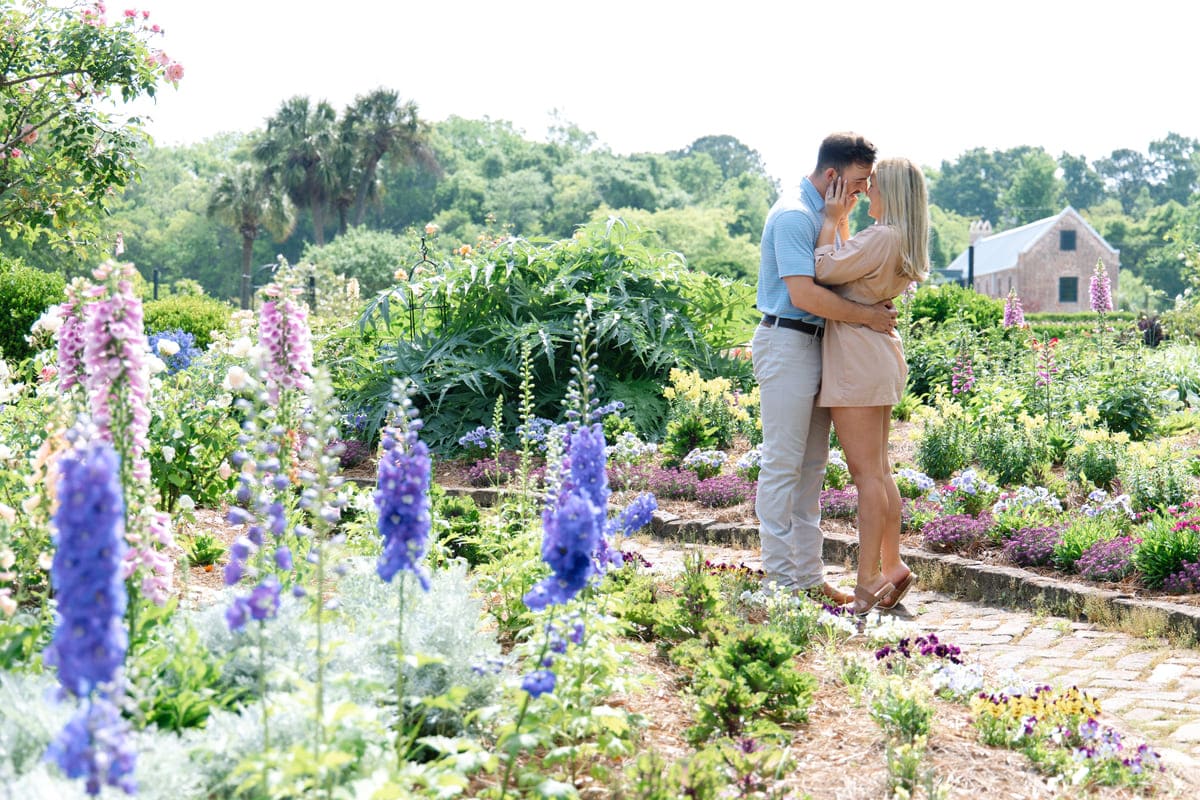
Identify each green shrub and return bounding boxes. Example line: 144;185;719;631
302;226;421;296
915;411;971;480
908;282;1003;329
1119;443;1193;512
0;257;65;363
1133;514;1200;588
143;294;234;350
1052;517;1120;572
974;420;1049;486
1064;432;1126;491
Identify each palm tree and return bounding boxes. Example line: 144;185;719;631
253;96;337;246
340;88;437;228
207;164;294;309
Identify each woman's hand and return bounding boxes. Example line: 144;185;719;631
823;176;857;223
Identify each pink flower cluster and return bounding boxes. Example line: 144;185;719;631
951;352;975;395
1089;261;1113;313
1003;290;1025;328
258;288;313;405
53;262;174;603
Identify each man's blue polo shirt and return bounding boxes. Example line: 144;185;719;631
756;177;825;327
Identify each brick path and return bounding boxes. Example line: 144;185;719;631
626;536;1200;779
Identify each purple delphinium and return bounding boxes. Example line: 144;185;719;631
921;513;991;553
45;440;128;697
820;487;859;519
374;421;432;590
43;440;137;796
521;669;557;698
1090;260;1113;313
648;466;700;500
1003;526;1063;567
1075;535;1138;582
46;697;137;796
1162;561;1200;594
695;474;755;508
1003;289;1025;328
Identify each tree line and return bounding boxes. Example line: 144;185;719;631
1;4;1196;313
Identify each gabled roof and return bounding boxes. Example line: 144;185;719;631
946;207;1117;277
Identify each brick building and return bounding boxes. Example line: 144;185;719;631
944;207;1119;312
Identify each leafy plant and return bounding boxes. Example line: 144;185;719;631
1133;513;1200;588
182;532;226;568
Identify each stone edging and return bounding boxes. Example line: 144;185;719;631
438;486;1200;642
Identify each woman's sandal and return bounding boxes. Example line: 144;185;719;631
851;581;895;616
878;572;914;610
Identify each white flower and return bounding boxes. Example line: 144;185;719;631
217;460;233;480
21;495;39;515
30;306;63;335
176;495;195;512
156;338;180;356
0;445;12;462
161;445;176;463
146;354;167;375
228;336;254;358
222;366;252;391
211;393;233;409
0;592;15;617
0;549;14;569
37;552;52;571
0;503;14;524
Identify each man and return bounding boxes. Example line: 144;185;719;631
752;132;897;603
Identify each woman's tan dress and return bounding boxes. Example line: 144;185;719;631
813;224;911;407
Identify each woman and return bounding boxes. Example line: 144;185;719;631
814;157;930;615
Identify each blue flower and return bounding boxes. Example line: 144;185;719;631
248;576;281;621
45;697;137;796
374;431;432;589
609;492;657;538
521;669;557;698
44;441;128;698
147;328;200;374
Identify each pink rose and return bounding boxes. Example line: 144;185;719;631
166;62;184;81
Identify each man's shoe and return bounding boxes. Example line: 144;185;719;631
799;581;854;606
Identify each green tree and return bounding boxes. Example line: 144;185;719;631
673;135;773;184
1095;148;1150;214
928;148;1004;224
1148;132;1199;205
254;96;338;246
1058;152;1108;210
0;0;183;253
999;150;1062;226
207;165;295;308
339;88;435;229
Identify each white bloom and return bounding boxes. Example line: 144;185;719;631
0;445;12;462
38;552;52;571
21;495;39;515
177;495;195;512
161;445;176;463
0;549;14;569
31;306;63;335
217;460;233;480
211;393;233;409
0;592;15;617
228;336;254;358
222;366;252;391
146;354;168;375
0;503;14;524
156;338;180;356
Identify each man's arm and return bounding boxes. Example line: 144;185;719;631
784;275;896;333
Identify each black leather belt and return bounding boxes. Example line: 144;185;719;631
761;314;824;338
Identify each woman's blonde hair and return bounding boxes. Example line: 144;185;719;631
874;157;930;283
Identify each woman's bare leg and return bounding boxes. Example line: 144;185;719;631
877;411;909;586
830;405;893;596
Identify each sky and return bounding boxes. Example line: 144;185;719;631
124;0;1196;191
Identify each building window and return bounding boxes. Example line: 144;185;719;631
1059;276;1078;303
1060;230;1077;250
